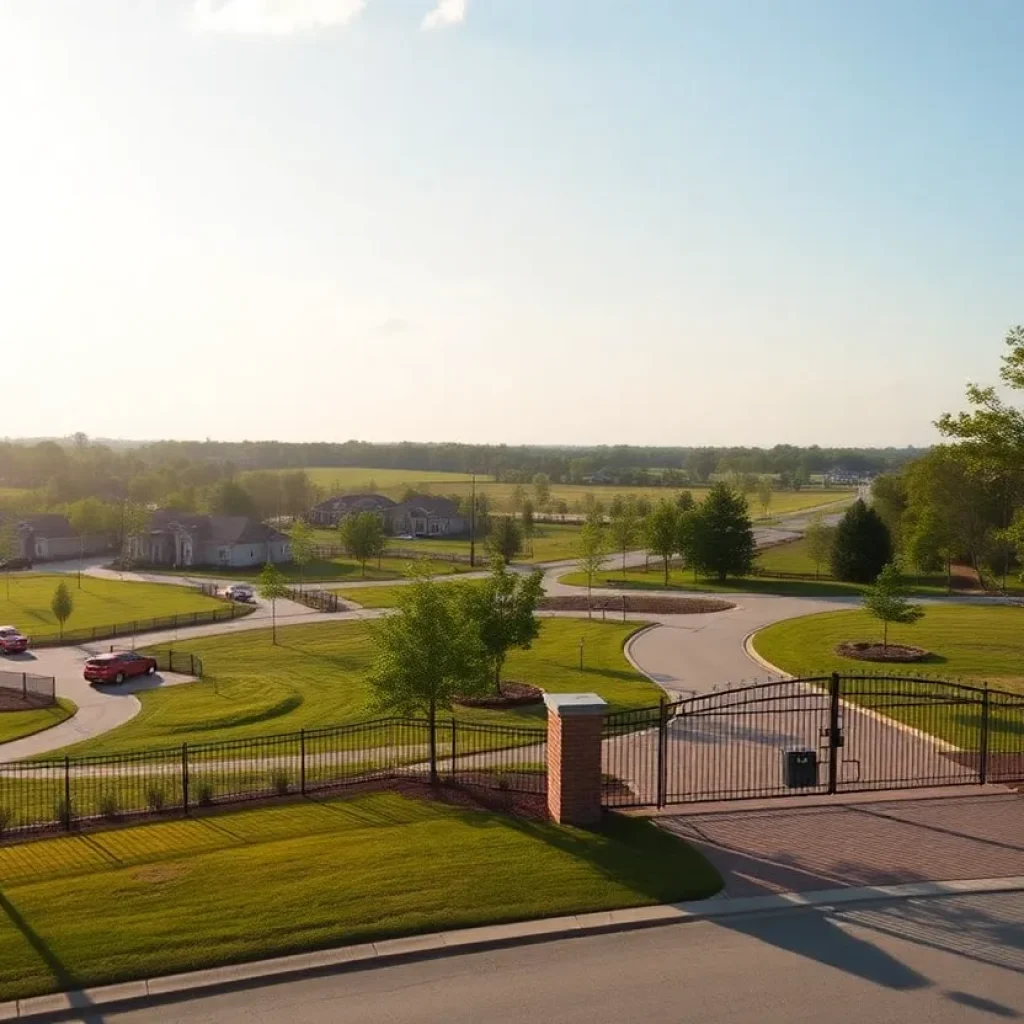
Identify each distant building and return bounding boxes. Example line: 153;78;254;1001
128;511;291;569
12;514;114;562
308;494;396;527
386;497;468;537
824;467;864;486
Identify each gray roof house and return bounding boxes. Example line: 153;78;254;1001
384;497;468;537
308;494;396;527
12;514;114;562
129;511;291;569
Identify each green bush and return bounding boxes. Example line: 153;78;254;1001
146;785;167;812
53;796;72;830
98;791;120;821
272;771;291;796
196;781;215;807
0;808;12;837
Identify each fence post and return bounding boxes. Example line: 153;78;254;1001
300;729;306;795
979;685;990;786
64;756;72;831
656;697;669;808
450;718;457;781
182;743;189;815
22;673;26;699
544;693;608;826
827;672;841;795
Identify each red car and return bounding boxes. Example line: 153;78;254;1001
0;626;28;655
83;651;158;685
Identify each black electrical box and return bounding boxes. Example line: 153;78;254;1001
784;748;818;788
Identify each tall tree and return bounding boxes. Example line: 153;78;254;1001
487;516;523;565
870;473;909;549
574;521;608;614
608;499;639;575
520;499;535;556
50;581;73;640
676;490;696;512
257;562;288;645
462;558;544;694
66;497;108;589
757;477;773;519
804;513;836;580
0;521;18;598
862;562;924;649
208;480;258;518
369;572;489;783
831;499;893;583
289;519;316;593
338;512;385;577
689;484;755;582
532;473;551;510
644;501;679;584
508;484;526;515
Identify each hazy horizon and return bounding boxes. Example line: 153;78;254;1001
2;1;1021;448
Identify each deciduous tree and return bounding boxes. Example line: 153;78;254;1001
51;581;73;640
339;512;385;577
487;516;523;565
608;499;639;574
804;513;836;580
575;522;608;614
257;562;288;645
862;562;924;649
532;473;551;510
644;501;679;584
289;519;316;592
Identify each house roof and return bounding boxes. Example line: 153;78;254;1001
389;497;461;518
313;494;396;514
150;510;287;546
18;514;77;538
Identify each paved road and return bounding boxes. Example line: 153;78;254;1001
93;892;1024;1023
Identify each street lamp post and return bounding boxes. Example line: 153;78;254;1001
469;473;476;568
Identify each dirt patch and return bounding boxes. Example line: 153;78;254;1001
836;641;933;663
538;595;734;614
452;682;544;709
0;692;54;713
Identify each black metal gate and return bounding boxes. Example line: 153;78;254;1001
602;674;1024;809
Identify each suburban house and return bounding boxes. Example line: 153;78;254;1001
385;497;468;537
128;510;291;569
9;514;114;562
308;493;396;527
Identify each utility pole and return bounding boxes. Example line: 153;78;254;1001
469;473;476;568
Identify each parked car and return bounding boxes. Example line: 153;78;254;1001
0;626;29;655
0;557;33;572
224;583;255;602
83;651;158;685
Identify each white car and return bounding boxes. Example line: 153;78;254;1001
224;584;255;603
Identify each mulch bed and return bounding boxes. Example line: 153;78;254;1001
0;692;54;713
836;641;933;663
538;595;734;614
452;682;544;709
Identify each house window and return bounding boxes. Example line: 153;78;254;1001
219;548;229;564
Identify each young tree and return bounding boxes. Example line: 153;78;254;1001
644;501;679;584
689;484;755;582
508;484;526;515
67;497;108;589
757;477;773;519
0;521;18;599
575;521;608;615
338;511;385;577
608;500;639;575
257;562;288;645
487;516;523;565
831;499;893;583
532;473;551;510
51;581;74;640
862;562;924;650
370;522;389;570
369;573;489;783
521;499;535;556
463;559;544;694
676;490;696;512
804;513;837;580
289;519;316;593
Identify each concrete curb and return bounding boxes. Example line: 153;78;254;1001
6;876;1024;1021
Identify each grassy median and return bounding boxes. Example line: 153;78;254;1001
0;791;721;1001
0;698;76;746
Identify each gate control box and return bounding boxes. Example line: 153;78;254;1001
783;748;818;788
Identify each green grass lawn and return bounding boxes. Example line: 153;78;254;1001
753;605;1024;691
756;538;826;574
0;698;76;745
0;575;228;640
57;618;662;757
335;578;488;608
142;555;468;583
0;790;721;1002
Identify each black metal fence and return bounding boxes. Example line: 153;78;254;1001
109;648;204;678
602;674;1024;809
28;603;256;649
283;587;341;613
0;717;546;840
0;669;56;707
312;544;477;566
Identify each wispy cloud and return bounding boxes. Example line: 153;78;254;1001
193;0;367;35
422;0;467;30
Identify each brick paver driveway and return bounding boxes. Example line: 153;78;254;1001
658;791;1024;896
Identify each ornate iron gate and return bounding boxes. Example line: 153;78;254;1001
602;674;1024;809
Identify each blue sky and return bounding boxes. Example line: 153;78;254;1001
1;0;1021;447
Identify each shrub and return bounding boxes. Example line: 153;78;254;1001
196;781;215;807
98;790;120;821
0;808;12;837
272;770;291;796
53;796;72;830
146;784;167;812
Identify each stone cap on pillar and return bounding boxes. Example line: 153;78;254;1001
543;693;608;716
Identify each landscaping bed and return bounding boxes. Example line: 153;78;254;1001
453;681;544;709
835;641;932;663
538;595;734;614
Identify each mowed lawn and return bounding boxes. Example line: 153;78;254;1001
335;578;487;609
0;698;76;745
58;618;662;756
753;605;1024;690
0;791;722;1002
0;575;228;640
147;554;470;583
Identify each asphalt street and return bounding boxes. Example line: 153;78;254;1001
88;892;1024;1023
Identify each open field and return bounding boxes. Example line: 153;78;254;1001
0;790;721;1002
753;605;1024;691
0;698;75;745
296;467;854;515
0;574;227;641
58;619;661;756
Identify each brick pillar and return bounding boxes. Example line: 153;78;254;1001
545;693;608;826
